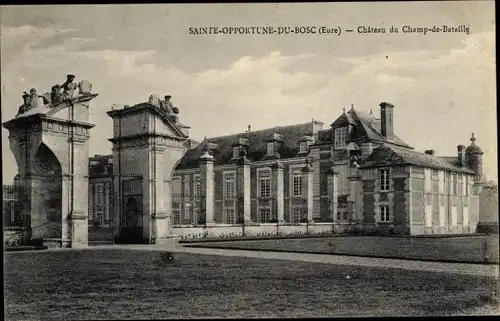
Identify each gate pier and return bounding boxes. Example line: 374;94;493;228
2;75;97;248
107;95;190;244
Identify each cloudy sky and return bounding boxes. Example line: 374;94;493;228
1;2;496;183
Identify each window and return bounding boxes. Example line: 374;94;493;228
380;169;390;192
193;209;199;225
342;212;349;221
338;166;349;195
445;172;451;194
259;170;271;198
439;206;445;227
451;207;457;226
299;141;308;153
452;173;457;195
424;204;432;227
465;176;470;196
194;175;201;199
336;212;341;221
172;177;181;200
424;169;431;193
233;146;240;159
267;142;274;155
260;208;271;223
463;175;468;196
380;205;390;222
184;203;192;220
334;127;348;149
105;182;111;221
173;209;181;225
184;177;191;197
292;170;303;197
438;171;444;194
292;208;302;223
224;172;236;200
225;208;235;224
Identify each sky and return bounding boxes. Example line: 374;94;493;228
1;2;497;184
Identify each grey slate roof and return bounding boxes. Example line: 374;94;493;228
360;144;476;174
352;110;413;148
327;108;412;149
175;122;320;170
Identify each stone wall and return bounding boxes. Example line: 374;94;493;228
172;222;338;239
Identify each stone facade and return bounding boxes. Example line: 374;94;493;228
84;101;486;239
4;86;489;243
3;75;97;247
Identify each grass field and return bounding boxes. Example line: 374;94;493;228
4;249;499;319
184;235;500;264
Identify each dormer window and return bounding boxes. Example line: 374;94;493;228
299;142;308;153
334;127;348;149
267;142;274;155
233;146;240;159
232;138;249;160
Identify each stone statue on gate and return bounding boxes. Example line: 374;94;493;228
160;95;174;113
16;74;95;116
160;95;179;123
78;79;92;96
17;88;42;115
148;94;161;107
50;84;64;106
61;74;77;100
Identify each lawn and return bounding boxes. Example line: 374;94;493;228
184;235;500;264
4;249;499;319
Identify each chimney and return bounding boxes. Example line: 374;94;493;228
457;145;466;167
424;150;435;155
380;102;395;141
247;124;251;132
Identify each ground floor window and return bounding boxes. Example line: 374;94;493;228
336;209;350;222
451;207;457;226
193;208;199;225
173;209;181;225
225;208;235;224
95;211;104;225
425;204;432;227
380;205;390;222
291;208;302;223
259;208;271;223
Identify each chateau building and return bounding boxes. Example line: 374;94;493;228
86;100;485;240
2;76;490;246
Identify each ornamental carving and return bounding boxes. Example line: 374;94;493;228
17;74;94;117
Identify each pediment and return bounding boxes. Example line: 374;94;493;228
154;108;188;139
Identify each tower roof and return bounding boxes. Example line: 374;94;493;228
465;133;483;154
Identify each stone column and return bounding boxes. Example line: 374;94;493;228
327;167;339;222
302;162;314;223
152;148;168;242
68;139;90;248
348;165;361;222
61;176;71;244
22;175;35;242
272;161;285;223
237;153;252;224
200;151;215;225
